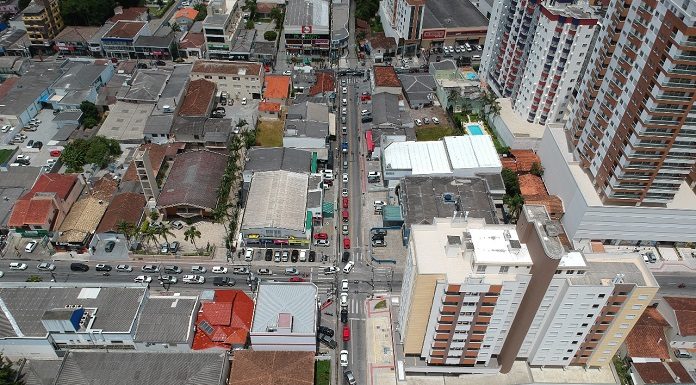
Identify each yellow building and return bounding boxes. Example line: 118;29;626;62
22;0;64;47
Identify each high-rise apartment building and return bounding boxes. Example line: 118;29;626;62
480;0;599;125
565;0;696;205
398;205;658;374
21;0;63;47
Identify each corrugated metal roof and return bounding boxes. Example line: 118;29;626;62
134;296;198;343
444;135;501;170
251;283;317;334
242;171;308;232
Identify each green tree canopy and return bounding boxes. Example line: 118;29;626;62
80;101;99;120
501;168;520;196
263;30;277;41
355;0;379;21
0;353;24;385
60;136;122;171
61;0;117;26
118;0;143;7
194;4;207;21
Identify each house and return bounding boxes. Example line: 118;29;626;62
54;26;101;56
91;192;146;258
53;195;109;252
178;32;206;59
369;33;396;63
258;101;281;120
190;60;264;100
170;116;235;148
263;75;291;105
0;28;30;57
7;173;84;233
192;290;254;350
0;166;41;229
109;6;148;23
157;150;228;219
171;7;199;31
134;33;177;60
518;174;564;220
101;21;150;59
623;308;671;361
631;362;694;385
398;72;437;109
371;92;404;129
48;60;115;110
499;149;542;174
372;65;402;95
178;78;217;117
308;71;335;97
250;282;318;351
228;351;315;385
658;297;696;351
283;101;329;150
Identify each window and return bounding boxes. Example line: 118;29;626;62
477;265;486;273
499;266;509;273
218;76;226;79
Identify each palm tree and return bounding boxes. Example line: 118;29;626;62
447;89;461;113
157;224;175;245
481;91;501;119
503;194;525;223
184;226;202;250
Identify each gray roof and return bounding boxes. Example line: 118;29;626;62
570;262;647;286
203;13;230;27
0;61;64;116
0;166;41;227
53;124;79;141
284;120;328;139
55;351;228;385
0;28;28;49
52;61;108;91
53;110;83;121
287;101;329;123
135;33;175;48
231;27;256;54
285;0;330;28
306;190;322;208
242;171;309;232
22;1;45;14
89;22;115;44
252;282;317;334
21;359;62;385
430;60;457;72
253;41;276;56
422;0;488;29
371;92;402;127
0;285;146;337
244;147;311;174
120;70;170;102
134;296;198;343
331;3;349;41
400;176;497;227
398;73;437;106
144;114;174;134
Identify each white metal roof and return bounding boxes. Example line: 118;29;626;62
469;228;532;265
444;135;501;170
383;141;452;175
242;171;308;232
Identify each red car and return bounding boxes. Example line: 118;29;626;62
342;197;349;209
343;237;351;249
289;276;306;282
313;233;328;240
343;325;351;341
49;149;62;157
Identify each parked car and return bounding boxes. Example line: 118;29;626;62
342;251;350;263
341;279;349;292
343;325;351;342
233;267;249;275
0;125;10;133
142;265;159;273
70;263;89;272
344;370;356;385
340;292;348;307
318;326;334;337
318;333;337;349
414;119;423;126
313;233;328;240
9;262;27;270
343;237;351;249
342;188;349;197
291;249;299;262
432;117;440;124
244;248;253;261
25;240;38;253
340;350;349;367
308;251;316;262
191;265;207;273
183;275;205;284
241;97;247;105
213;277;236;286
158;275;178;284
171;220;185;230
134;275;152;283
315;239;330;246
342;224;349;235
372;239;386;247
37;262;55;271
284;267;299;275
25;140;34;148
257;268;272;275
95;264;112;272
281;250;289;262
49;149;62;157
160;243;169;253
32;141;43;149
116;264;133;272
274;250;281;262
104;240;116;252
265;249;273;261
169;241;180;253
163;265;182;274
212;266;228;274
289;276;305;282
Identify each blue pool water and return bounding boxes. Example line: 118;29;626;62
468;124;484;135
465;72;477;81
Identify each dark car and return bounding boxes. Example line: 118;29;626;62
318;333;337;349
32;141;43;149
318;326;334;337
373;229;387;236
164;265;182;274
169;241;180;253
136;63;148;69
16;158;30;165
104;240;116;252
308;250;316;262
344;370;356;385
70;262;89;272
95;264;112;272
265;249;273;261
213;277;236;286
291;249;299;263
340;308;348;323
155;60;166;66
342;251;350;263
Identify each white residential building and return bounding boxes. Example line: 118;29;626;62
190;60;264;100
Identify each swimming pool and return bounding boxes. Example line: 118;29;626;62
465;72;478;81
467;124;484;135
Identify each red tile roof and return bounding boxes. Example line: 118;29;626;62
519;174;547;196
104;21;147;39
500;150;541;173
25;173;79;201
192;290;254;350
256;2;278;13
638;307;670;327
523;195;564;219
157;150;228;211
264;75;291;99
123;143;168;182
664;297;696;336
179;32;205;49
95;192;146;233
174;7;198;20
178;79;216;117
228;351;315;385
369;33;396;50
109;7;148;22
7;174;80;228
634;362;694;384
91;176;118;201
373;66;401;88
309;71;335;96
258;101;281;112
625;325;670;359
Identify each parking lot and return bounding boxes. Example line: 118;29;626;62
7;109;66;169
410;105;449;127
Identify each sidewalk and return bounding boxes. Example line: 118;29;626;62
366;296;397;385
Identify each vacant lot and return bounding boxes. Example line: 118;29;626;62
415;125;455;141
315;360;330;385
0;149;13;164
256;120;284;147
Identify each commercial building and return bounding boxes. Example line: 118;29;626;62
54;26;101;56
134;33;177;61
0;60;63;128
418;0;488;51
21;0;63;50
250;282;318;351
203;13;233;59
283;0;330;57
190;60;264;100
283;101;330;151
133;295;199;350
564;0;696;207
331;1;349;58
47;60;115;110
372;65;402;95
100;21;150;59
481;1;598;127
371;92;405;129
399;205;658;373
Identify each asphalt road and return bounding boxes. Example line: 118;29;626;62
653;272;696;296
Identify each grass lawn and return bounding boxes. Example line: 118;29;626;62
315;360;331;385
256;120;284;147
374;299;387;309
415;125;456;141
0;149;13;164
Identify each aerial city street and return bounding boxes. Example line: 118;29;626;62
0;0;695;384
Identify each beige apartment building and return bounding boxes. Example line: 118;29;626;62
190;60;264;101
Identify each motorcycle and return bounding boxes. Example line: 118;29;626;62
102;272;110;277
678;283;686;288
324;312;334;316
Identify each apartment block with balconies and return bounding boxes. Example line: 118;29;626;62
21;0;63;48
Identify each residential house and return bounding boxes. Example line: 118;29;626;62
658;297;696;351
258;101;281;120
371;92;403;129
307;71;334;97
109;6;148;23
178;78;217;117
371;65;402;95
92;192;146;258
228;351;315;385
171;7;199;32
398;72;436;109
53;195;109;252
192;290;254;350
264;75;291;105
368;33;396;63
7;173;84;233
283;101;329;150
190;60;264;100
134;33;176;60
170;116;234;148
178;32;206;59
55;26;101;56
0;166;41;229
101;21;150;59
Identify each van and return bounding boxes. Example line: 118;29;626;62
70;263;89;272
675;349;692;358
343;261;355;274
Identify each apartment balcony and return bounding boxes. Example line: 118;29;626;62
654;93;692;102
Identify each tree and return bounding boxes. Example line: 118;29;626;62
169;22;181;32
184;226;202;249
244;0;257;20
481;90;501;119
18;0;30;11
193;4;207;21
83;117;99;129
60;0;117;26
270;7;283;29
530;162;544;177
245;19;254;29
61;136;122;171
0;353;23;385
355;0;379;21
501;168;520;196
156;0;163;7
503;194;524;223
80;101;99;120
156;224;175;245
116;221;136;248
26;275;43;282
118;0;143;7
263;30;277;41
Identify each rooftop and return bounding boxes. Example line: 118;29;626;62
179;32;205;49
53;61;110;91
664;296;696;337
242;171;309;232
122;143;168;182
191;60;262;76
0;166;41;227
134;295;198;343
54;26;101;42
134;34;175;48
400;176;497;226
422;0;488;29
498;97;546;139
95;192;146;233
264;75;291;99
0;61;63;117
500;149;541;173
258;101;282;112
109;7;148;22
398;72;437;106
251;282;317;334
244;147;311;174
174;7;199;20
192;290;254;349
373;66;401;88
57;196;108;244
103;21;147;39
331;2;349;41
158;150;228;210
228;351;315;385
633;362;694;384
8;173;80;228
625;308;670;360
369;32;396;50
231;27;256;54
0;284;146;337
120;70;170;102
372;92;402;127
54;351;229;385
570;258;649;287
97;101;154;141
308;71;335;96
179;78;216;117
284;0;330;28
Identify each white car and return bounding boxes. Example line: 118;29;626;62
341;107;347;115
341;279;349;292
323;266;339;275
315;239;330;247
340;350;349;367
414;119;423;126
283;70;292;76
360;109;370;116
134;275;152;283
342;188;349;197
343;261;355;274
191;265;207;273
241;97;247;105
342;87;347;94
212;266;228;274
0;125;11;133
340;292;348;307
25;240;38;253
37;262;55;271
342;174;348;183
116;264;133;272
183;275;205;284
158;275;178;284
342;98;347;106
9;262;27;270
432;117;440;124
244;248;253;261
